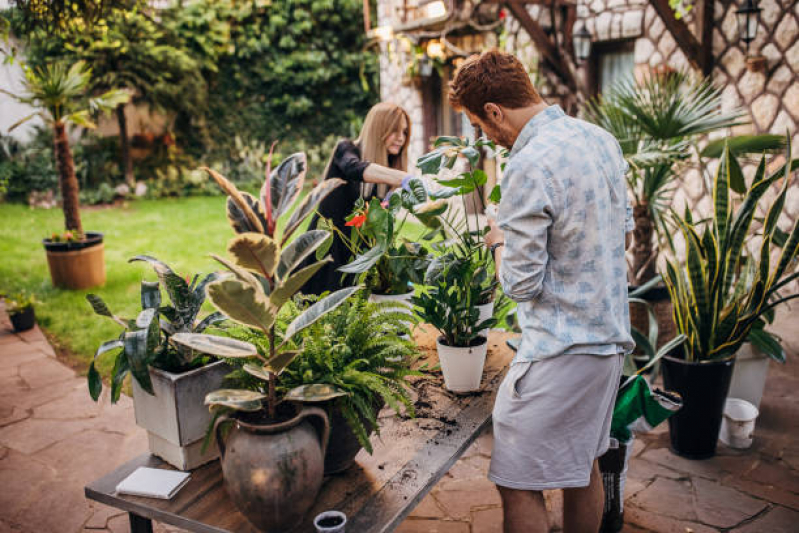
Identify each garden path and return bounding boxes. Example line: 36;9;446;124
0;304;797;533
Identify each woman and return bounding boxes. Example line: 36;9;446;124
302;102;413;295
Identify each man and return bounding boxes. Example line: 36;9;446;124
448;49;634;533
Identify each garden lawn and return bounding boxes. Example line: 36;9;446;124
0;196;427;383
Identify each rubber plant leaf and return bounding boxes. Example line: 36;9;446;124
242;363;272;382
276;229;330;280
228;233;280;278
285;384;349;403
270;259;330;309
282;178;345;244
205;389;265;412
210;254;261;289
270;152;307;219
282;285;361;344
263;350;301;375
207;278;277;333
171;332;258;358
203;167;265;234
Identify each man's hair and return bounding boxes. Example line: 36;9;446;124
449;49;541;118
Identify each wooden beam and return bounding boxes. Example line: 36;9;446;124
484;0;576;6
697;0;715;76
505;2;577;92
650;0;703;72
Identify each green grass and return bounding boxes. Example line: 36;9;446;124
0;196;427;381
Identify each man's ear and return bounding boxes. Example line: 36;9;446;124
484;103;503;123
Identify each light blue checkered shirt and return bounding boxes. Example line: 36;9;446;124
497;105;635;362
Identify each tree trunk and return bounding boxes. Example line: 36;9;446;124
116;104;135;188
631;202;657;285
54;122;83;235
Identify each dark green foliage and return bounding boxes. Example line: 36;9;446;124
0;130;58;201
86;256;224;402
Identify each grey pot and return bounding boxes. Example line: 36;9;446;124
132;360;229;470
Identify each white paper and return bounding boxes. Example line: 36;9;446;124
115;467;190;500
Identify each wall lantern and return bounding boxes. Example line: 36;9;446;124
426;40;446;61
372;25;394;42
422;0;448;19
419;55;434;77
573;24;592;63
736;0;761;51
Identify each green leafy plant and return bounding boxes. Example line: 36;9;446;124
169;148;357;419
2;291;35;315
0;59;129;235
336;178;446;295
663;139;799;362
85;256;225;402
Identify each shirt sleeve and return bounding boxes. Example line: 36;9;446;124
625;197;634;233
333;140;370;183
497;163;555;303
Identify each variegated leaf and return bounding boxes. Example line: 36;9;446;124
207;278;277;332
129;255;191;310
228;233;280;278
243;364;272;382
210;254;261;288
276;229;329;280
283;285;360;343
203;167;265;234
282;178;345;244
270;259;329;309
264;350;300;375
285;384;348;403
86;294;128;328
140;281;161;310
172;332;258;358
205;389;265;411
270;153;307;219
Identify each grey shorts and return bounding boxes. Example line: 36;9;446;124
488;354;623;491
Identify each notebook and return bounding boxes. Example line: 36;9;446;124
115;467;191;500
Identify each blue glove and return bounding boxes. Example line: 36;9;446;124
401;174;415;192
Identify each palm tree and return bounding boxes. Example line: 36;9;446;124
2;60;128;234
585;70;745;285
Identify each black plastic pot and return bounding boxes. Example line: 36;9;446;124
322;398;384;475
42;231;103;252
661;349;734;459
10;306;35;332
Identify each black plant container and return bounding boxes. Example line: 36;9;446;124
10;306;35;332
661;348;734;459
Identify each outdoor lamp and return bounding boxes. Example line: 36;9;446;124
736;0;761;50
419;54;434;78
373;25;394;42
573;24;592;63
423;0;448;19
426;40;446;61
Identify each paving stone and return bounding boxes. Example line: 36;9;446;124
409;493;447;519
24;339;56;357
0;377;81;411
692;477;768;528
623;504;716;533
626;457;683;483
0;448;58;519
744;460;799;494
724;475;799;511
395;519;470;533
33;385;104;420
12;474;95;533
639;448;726;480
628;477;697;521
0;415;94;454
15;326;47;344
18;357;75;389
36;429;132;486
0;405;31;428
471;506;503;532
731;505;799;533
433;485;502;520
0;347;47;369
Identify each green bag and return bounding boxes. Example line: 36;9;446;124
611;375;682;443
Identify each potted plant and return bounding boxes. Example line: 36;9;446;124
661;141;798;459
85;256;228;469
222;291;419;474
337;177;446;308
166;149;355;530
1;60;129;289
3;292;36;332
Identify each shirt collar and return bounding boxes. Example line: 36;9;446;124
509;105;565;158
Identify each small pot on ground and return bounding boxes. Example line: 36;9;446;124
436;336;488;393
314;511;347;533
661;348;734;459
9;306;35;332
728;343;770;409
43;232;106;289
132;361;229;470
322;398;384;475
214;404;330;532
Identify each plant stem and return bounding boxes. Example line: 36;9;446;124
268;324;277;419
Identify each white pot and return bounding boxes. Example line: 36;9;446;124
729;343;770;409
719;398;759;449
368;290;414;314
477;301;494;336
132;360;229;470
436;336;488;393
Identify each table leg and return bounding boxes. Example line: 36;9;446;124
129;512;154;533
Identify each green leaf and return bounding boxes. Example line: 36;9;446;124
285;384;349;402
123;323;158;395
489;185;502;203
136;308;157;329
110;350;129;404
747;328;785;363
338;244;387;274
87;362;102;401
205;389;265;411
227;233;280;278
282;178;345;244
276;229;329;279
210;254;261;289
242;363;272;382
434;136;464;147
195;312;227;332
264;350;301;375
86;294;127;327
207;278;276;332
140;281;161;310
283;285;360;343
129;256;191;310
270;259;329;308
171;332;258;358
204;167;266;234
461;146;480;168
701;134;786;158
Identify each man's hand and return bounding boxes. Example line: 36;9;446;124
485;218;505;248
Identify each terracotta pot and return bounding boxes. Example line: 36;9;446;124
43;232;106;290
214;405;330;531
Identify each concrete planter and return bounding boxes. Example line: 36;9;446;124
132;360;229;470
729;343;770;410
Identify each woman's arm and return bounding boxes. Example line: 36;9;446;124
362;164;407;188
336;141;408;187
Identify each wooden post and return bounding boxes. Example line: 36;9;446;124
649;0;703;72
697;0;715;76
363;0;371;33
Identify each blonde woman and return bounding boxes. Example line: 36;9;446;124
302;102;413;295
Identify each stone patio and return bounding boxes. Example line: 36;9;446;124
0;306;797;532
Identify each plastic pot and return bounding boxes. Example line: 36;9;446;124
9;306;35;332
661;350;734;459
436;336;488;393
476;301;494;337
728;343;770;409
719;398;759;449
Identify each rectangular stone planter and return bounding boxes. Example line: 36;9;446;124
131;360;229;470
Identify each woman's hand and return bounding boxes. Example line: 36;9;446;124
485;218;505;248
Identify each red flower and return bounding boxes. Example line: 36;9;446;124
499;8;506;20
346;214;367;227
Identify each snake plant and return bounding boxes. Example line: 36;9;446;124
171;148;358;418
663;138;799;362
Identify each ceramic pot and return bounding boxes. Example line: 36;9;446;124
322;398;383;475
43;232;105;290
728;343;770;409
9;307;35;332
661;349;734;459
436;336;488;393
215;405;330;531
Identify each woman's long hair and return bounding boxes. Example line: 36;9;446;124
324;102;411;198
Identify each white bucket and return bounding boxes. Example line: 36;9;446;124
476;301;494;337
719;398;759;449
436;336;488;393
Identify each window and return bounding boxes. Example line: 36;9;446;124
588;40;635;97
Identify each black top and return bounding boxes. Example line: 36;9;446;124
301;140;387;296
